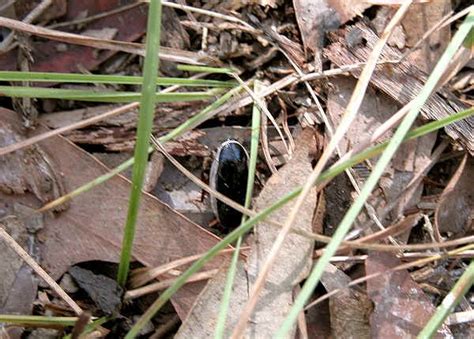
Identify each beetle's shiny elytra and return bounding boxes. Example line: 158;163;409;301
210;140;249;231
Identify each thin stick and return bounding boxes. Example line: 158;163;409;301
0;0;53;52
125;269;218;300
130;247;244;288
0;16;201;64
48;2;142;29
0;225;82;315
159;0;253;29
0;103;139;156
0;71;207;157
305;244;474;311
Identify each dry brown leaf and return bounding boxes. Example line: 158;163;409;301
435;154;473;236
366;252;452;337
0;203;43;337
321;264;372;338
401;0;451;73
293;0;371;54
0;206;39;313
245;128;316;337
0;108;225;318
175;260;248;338
325;22;473;154
0;117;67;210
176;129;317;337
326;76;436;232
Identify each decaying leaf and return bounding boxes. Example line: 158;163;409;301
245;128;316;337
68;266;123;316
0;204;41;337
175;260;248;338
435;154;473;236
176;129;317;337
366;252;452;337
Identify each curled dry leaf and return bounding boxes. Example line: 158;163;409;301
176;129;318;337
435;155;473;236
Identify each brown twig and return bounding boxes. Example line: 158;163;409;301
0;224;82;315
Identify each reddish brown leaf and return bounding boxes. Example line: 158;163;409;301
321;264;372;338
401;1;451;73
366;252;452;337
0;1;147;73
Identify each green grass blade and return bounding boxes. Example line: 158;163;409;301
62;317;109;339
0;86;216;103
417;260;474;338
177;64;235;74
214;81;262;338
0;315;78;327
276;9;474;337
159;85;244;143
116;0;162;286
0;71;235;87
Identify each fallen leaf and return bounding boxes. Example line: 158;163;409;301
325;22;473;154
435;154;473;236
0;2;148;73
293;0;371;54
372;7;406;49
175;260;248;338
0;204;40;338
366;252;452;338
245;128;317;337
401;0;451;73
321;264;372;338
326;76;436;232
0;107;227;319
69;266;123;316
0;118;67;210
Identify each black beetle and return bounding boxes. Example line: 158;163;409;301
210;140;249;231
